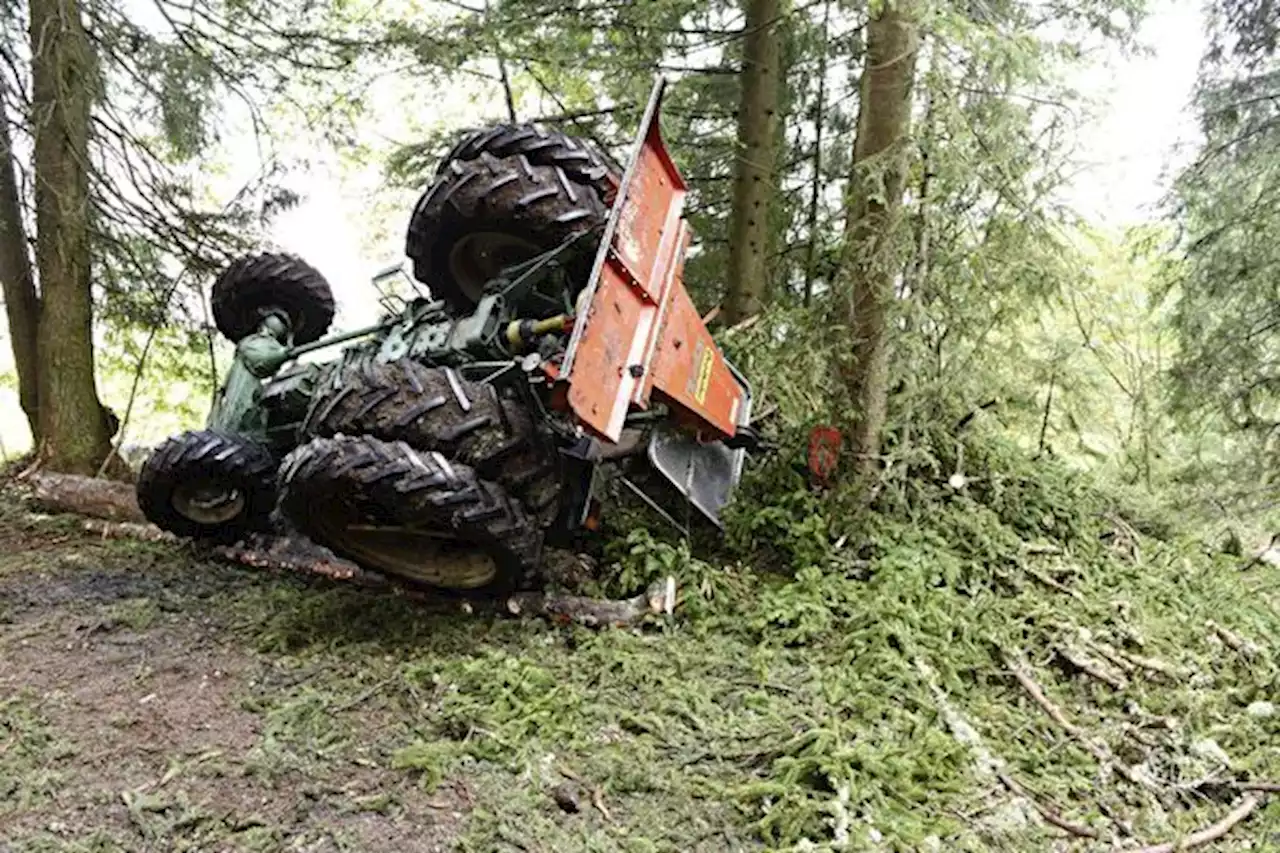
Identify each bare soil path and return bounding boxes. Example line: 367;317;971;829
0;521;467;852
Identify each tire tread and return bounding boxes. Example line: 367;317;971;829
136;429;277;541
301;357;562;526
211;252;336;345
277;435;542;592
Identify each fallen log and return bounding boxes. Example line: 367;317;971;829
84;519;175;542
29;472;147;524
211;531;386;586
215;531;676;627
83;517;382;584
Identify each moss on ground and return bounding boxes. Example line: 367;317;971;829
0;693;73;814
2;452;1280;851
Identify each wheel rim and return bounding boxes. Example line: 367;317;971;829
448;232;540;301
309;497;498;590
172;480;246;526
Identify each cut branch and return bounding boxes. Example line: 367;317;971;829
1085;639;1190;681
1003;649;1147;786
1207;620;1262;657
995;771;1100;839
1056;645;1128;689
1130;794;1264;853
505;577;675;628
1008;653;1087;737
1024;566;1082;600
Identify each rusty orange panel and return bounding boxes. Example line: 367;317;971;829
562;76;744;443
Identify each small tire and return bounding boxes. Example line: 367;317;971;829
212;252;336;346
301;357;562;526
405;152;610;313
437;123;619;201
276;434;543;594
136;430;277;541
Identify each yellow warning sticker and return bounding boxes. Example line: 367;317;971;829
693;346;714;405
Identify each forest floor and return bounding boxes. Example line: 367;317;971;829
2;487;1280;852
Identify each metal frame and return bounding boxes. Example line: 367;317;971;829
642;358;753;528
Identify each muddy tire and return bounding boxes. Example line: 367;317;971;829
405;152;610;312
212;252;335;345
136;430;277;541
437;123;619;201
301;357;562;526
276;434;543;594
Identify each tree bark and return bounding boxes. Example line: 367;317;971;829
30;471;145;522
802;0;831;307
836;0;920;475
722;0;784;326
29;0;109;474
0;96;41;444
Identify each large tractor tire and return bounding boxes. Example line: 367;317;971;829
136;430;277;541
276;434;543;594
436;123;619;201
405;151;611;313
301;357;562;526
212;252;335;346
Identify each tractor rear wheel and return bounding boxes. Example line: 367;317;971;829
136;430;277;541
436;123;619;202
301;357;562;526
405;152;610;313
212;252;335;345
276;434;543;594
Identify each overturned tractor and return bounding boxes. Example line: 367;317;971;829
137;78;764;595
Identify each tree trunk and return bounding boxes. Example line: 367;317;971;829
836;0;920;475
721;0;784;326
0;97;41;444
29;0;109;474
802;0;832;307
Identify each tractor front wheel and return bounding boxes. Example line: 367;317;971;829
276;435;543;594
136;430;277;541
212;252;336;346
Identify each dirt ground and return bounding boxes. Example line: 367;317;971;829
0;508;757;853
0;522;468;852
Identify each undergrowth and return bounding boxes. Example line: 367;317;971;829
0;694;71;814
358;379;1280;850
531;307;1280;849
5;310;1280;850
